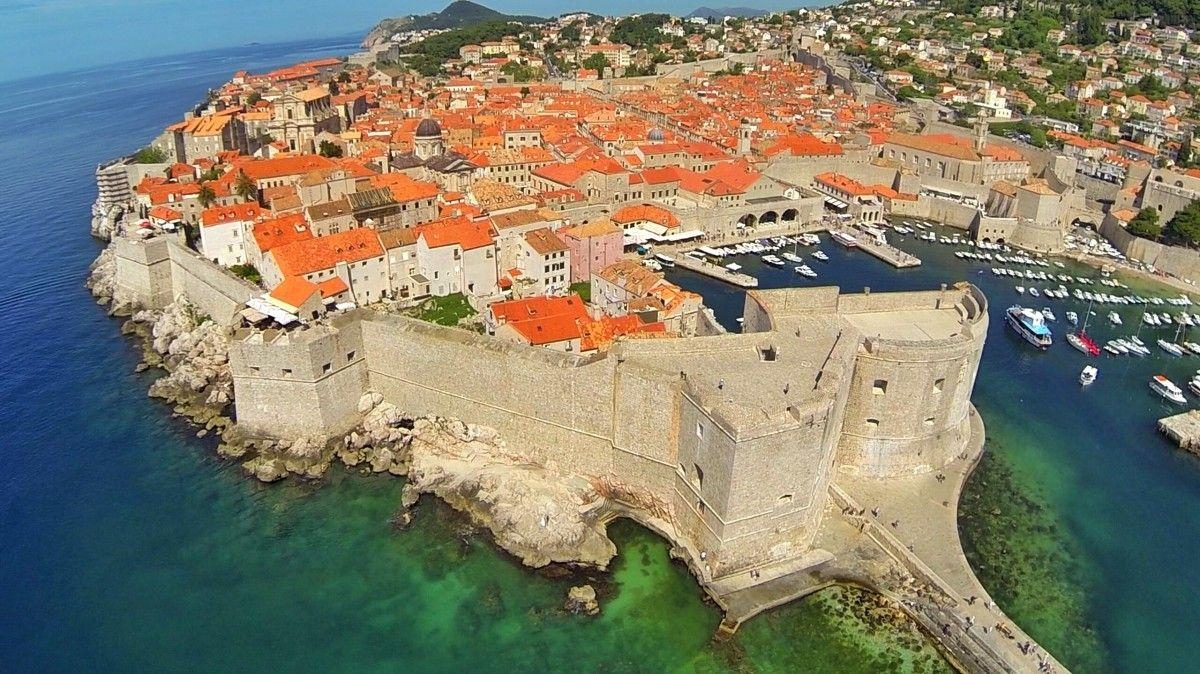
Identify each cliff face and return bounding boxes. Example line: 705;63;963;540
362;18;410;48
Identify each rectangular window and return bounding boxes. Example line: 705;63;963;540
322;362;332;374
696;422;704;439
694;464;704;488
281;368;293;377
866;418;879;428
873;379;888;395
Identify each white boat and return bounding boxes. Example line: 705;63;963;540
1041;307;1056;322
761;254;785;267
1189;378;1200;397
831;231;859;247
1185;342;1200;355
1103;344;1122;356
1015;286;1026;294
794;265;817;278
1080;365;1097;386
643;259;663;271
1108;312;1122;326
1066;311;1078;325
1158;339;1186;357
698;246;725;258
1028;287;1040;298
811;250;829;261
654;253;676;267
781;252;804;263
1150;375;1188;404
725;262;742;272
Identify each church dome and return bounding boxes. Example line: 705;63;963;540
647;127;665;142
415;117;442;138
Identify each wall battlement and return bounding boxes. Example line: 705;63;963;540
114;236;986;583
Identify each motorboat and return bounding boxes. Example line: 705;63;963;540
1185;342;1200;355
794;265;817;278
654;253;676;267
1189;378;1200;397
1015;286;1026;294
1006;306;1053;349
1158;339;1186;357
1108;312;1122;326
1041;307;1056;322
1104;344;1122;356
724;262;742;272
811;250;829;262
781;252;804;263
761;254;785;267
1029;287;1040;298
1066;311;1079;325
1080;365;1097;386
1150;375;1188;405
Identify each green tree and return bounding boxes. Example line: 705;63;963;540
133;146;167;163
200;166;221;182
1167;201;1200;246
245;91;262;106
1127;207;1161;239
328;80;340;96
197;184;217;209
581;52;609;74
559;22;581;42
234;170;257;202
318;140;343;158
1179;136;1194;168
337;71;351;83
229;264;262;284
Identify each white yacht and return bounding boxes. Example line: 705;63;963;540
1080;365;1097;386
1150;375;1188;405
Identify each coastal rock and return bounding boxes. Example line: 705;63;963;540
565;584;600;615
405;416;617;570
143;300;234;416
243;456;287;483
90;203;125;240
86;244;136;315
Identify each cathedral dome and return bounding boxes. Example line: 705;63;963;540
415;117;442;138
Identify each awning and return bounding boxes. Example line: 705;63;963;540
823;195;848;209
247;297;299;326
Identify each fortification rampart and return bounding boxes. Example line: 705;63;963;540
114;235;259;324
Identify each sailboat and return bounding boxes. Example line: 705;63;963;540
1067;299;1101;357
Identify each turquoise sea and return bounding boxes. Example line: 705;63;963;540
2;34;1199;673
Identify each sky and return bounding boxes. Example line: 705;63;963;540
0;0;813;82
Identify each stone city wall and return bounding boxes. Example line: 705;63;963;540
114;236;259;325
1101;216;1200;284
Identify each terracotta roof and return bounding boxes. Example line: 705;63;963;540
490;294;589;346
236;155;337;181
417;217;494;251
523;227;568;255
611;203;680;228
201;202;265;227
251;213;311;253
268;276;319;311
559;219;620;239
270;228;384;277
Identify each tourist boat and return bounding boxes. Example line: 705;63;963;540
643;259;663;272
1150;375;1188;405
1080;365;1097;386
1066;311;1079;325
1108;312;1122;326
831;231;859;247
761;254;785;266
1158;339;1186;357
654;253;676;267
1006;306;1053;349
811;250;829;262
794;265;817;278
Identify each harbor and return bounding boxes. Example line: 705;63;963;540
663;215;1200;673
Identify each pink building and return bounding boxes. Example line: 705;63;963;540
559;219;623;284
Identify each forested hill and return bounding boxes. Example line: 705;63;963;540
363;1;543;47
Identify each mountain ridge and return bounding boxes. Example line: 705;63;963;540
363;1;543;47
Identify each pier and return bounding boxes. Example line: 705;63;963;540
671;254;759;287
836;228;923;269
1158;410;1200;456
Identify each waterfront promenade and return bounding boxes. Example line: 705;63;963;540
671;255;758;287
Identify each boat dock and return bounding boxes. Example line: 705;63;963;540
1158;410;1200;456
672;255;759;288
836;228;923;269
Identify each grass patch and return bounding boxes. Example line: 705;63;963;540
569;281;591;302
411;293;476;326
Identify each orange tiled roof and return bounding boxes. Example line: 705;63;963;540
417;217;494;251
271;228;384;277
269;276;320;310
201;202;265;227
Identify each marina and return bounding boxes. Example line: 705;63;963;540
664;216;1200;672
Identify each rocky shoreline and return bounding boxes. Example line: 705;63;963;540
88;238;620;597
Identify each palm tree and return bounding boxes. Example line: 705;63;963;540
197;184;217;209
234;171;256;203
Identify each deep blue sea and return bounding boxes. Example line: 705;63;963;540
2;34;1200;673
